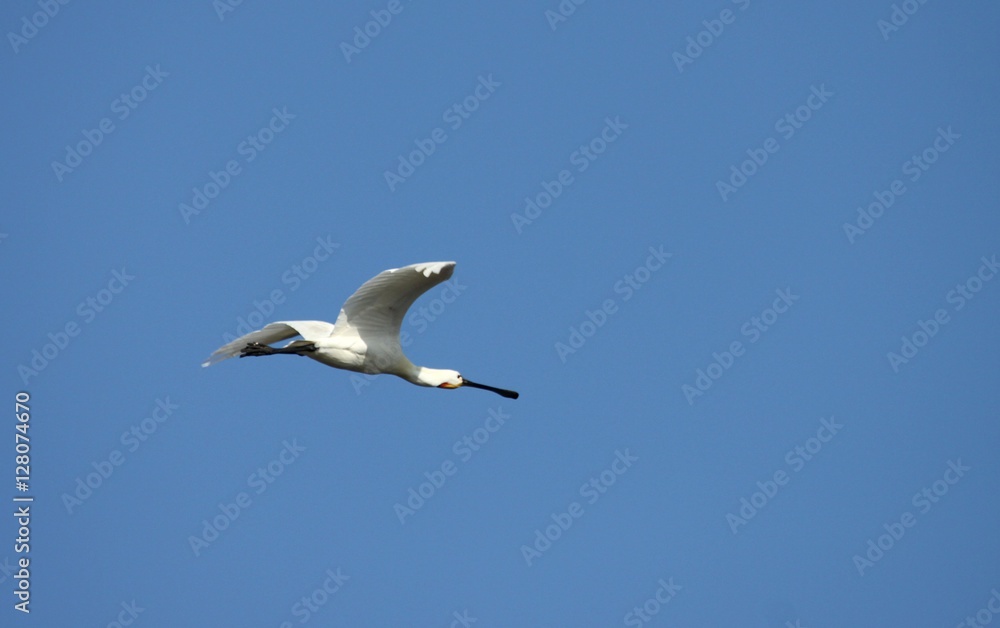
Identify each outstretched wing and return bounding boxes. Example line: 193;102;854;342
201;320;336;367
331;261;455;345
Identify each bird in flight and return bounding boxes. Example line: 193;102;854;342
202;261;519;399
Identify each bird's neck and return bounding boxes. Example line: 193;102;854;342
390;360;452;388
393;361;427;385
411;366;449;388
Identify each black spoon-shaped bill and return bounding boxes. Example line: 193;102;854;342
463;379;519;400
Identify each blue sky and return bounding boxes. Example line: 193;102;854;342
3;1;999;626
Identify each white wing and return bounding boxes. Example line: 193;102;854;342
332;261;455;347
201;320;335;367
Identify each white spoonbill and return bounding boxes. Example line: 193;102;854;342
202;261;519;399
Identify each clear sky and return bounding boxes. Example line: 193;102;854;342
3;1;999;626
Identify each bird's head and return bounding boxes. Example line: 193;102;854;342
433;370;465;389
423;368;519;399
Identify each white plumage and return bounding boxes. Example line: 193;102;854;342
203;261;518;399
